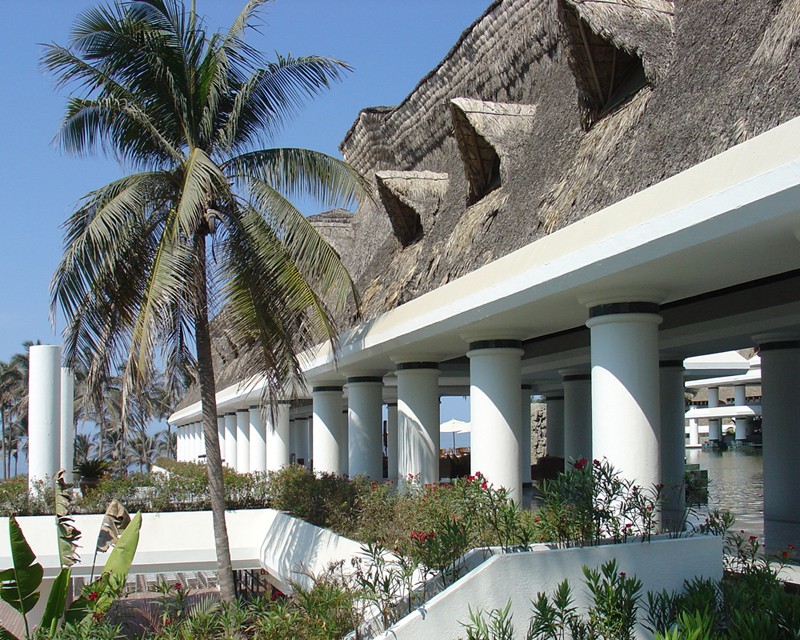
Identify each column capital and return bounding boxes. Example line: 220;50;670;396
754;332;800;350
466;339;524;357
346;376;384;385
559;367;590;382
312;385;344;393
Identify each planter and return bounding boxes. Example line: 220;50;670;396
79;475;101;495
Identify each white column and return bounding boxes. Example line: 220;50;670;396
544;393;565;458
520;385;532;486
660;361;686;528
28;345;61;491
586;302;662;488
734;385;748;440
249;406;267;473
561;371;592;463
217;416;225;458
707;387;721;441
688;418;700;446
340;409;349;475
236;410;250;473
59;367;75;482
196;421;206;459
347;377;384;479
313;386;345;474
176;426;184;461
387;402;399;482
224;413;237;469
755;335;800;551
266;402;291;471
467;341;523;498
395;362;440;486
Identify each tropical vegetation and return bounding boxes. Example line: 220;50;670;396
44;0;366;601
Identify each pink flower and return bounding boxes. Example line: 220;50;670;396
749;535;758;543
174;582;182;591
88;591;99;602
574;458;588;470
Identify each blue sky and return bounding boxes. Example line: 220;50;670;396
0;0;489;368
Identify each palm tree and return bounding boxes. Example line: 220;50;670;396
127;426;160;472
45;0;365;600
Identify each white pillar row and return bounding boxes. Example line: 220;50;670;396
28;345;61;491
707;387;721;441
224;413;238;469
561;371;592;464
755;335;800;551
395;361;441;486
544;393;565;458
312;386;345;474
59;367;75;482
387;402;399;482
347;376;384;479
217;416;225;459
659;360;686;529
520;385;533;487
249;406;267;473
734;385;748;440
586;301;662;488
235;410;250;473
266;402;291;471
688;418;700;447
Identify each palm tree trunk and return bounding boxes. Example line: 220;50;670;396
193;234;236;602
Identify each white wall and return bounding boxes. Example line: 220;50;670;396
375;536;723;640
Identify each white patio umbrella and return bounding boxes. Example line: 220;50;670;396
440;419;471;450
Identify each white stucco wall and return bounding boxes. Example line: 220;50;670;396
375;536;723;640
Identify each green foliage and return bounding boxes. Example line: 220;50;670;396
0;517;43;638
583;560;642;640
74;459;112;479
266;464;365;529
533;458;662;547
462;601;515;640
528;579;584;640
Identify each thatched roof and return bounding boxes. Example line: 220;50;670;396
182;0;800;405
339;0;800;322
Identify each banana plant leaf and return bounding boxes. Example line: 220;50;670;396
64;512;141;625
95;500;130;553
40;567;70;637
0;517;43;615
54;471;80;568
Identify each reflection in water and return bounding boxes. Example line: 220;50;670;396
686;447;764;538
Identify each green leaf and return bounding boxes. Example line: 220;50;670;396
54;471;81;568
40;567;70;637
101;511;140;582
0;517;44;615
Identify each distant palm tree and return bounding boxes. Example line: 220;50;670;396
45;0;364;600
73;431;96;466
0;342;39;478
127;427;160;472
